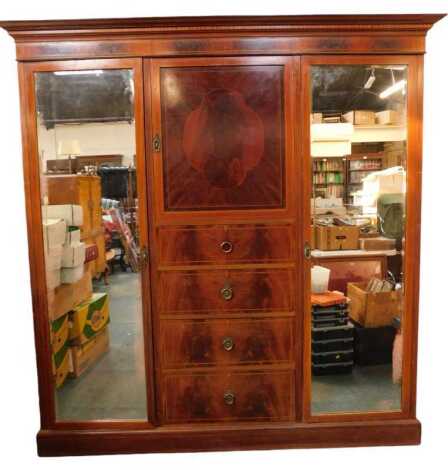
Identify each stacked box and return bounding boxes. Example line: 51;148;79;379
51;314;70;388
43;204;83;227
342;110;376;125
69;327;110;378
47;272;93;321
311;303;354;376
69;293;110;345
43;218;66;289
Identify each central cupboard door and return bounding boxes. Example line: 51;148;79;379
145;57;302;424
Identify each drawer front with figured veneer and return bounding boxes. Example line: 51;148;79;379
160;318;294;368
157;224;294;266
162;370;295;423
158;269;295;315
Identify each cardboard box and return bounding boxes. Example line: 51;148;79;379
62;242;86;268
348;282;402;327
46;268;61;290
69;292;110;345
316;225;360;251
44;244;63;271
42;218;66;251
65;228;81;245
43;204;83;227
311;113;323;124
61;264;84;284
47;271;93;321
69;327;110;378
375;110;401;125
52;340;70;388
343;110;376;126
359;237;396;251
51;314;69;354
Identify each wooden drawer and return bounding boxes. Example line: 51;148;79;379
162;370;295;423
158;269;295;314
157;224;294;265
160;318;294;368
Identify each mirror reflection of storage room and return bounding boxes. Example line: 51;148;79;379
310;65;407;414
38;70;147;420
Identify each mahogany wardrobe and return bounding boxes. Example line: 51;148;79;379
0;14;445;456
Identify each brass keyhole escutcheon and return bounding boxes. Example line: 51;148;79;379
222;337;234;351
220;240;233;254
220;282;233;301
223;391;235;406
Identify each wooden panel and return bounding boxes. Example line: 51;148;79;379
162;370;295;423
90;177;102;234
160;318;294;368
159;64;285;211
7;35;432;63
158;269;295;314
37;418;421;455
157;224;294;266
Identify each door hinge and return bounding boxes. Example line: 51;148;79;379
139;246;149;269
304;242;312;260
152;134;161;153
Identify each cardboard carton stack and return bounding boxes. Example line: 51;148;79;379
68;292;110;378
44;204;86;285
43;204;90;388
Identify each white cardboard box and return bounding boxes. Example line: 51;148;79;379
61;265;85;284
46;268;61;290
45;245;63;271
65;228;81;246
43;205;83;227
375;110;402;125
42;218;66;252
62;242;86;268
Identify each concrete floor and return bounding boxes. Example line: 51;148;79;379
57;271;401;421
312;364;401;414
56;271;147;421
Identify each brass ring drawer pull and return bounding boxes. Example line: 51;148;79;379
222;336;234;351
220;283;233;301
223;391;235;406
220;240;233;254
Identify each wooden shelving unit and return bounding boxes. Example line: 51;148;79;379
312;157;346;199
345;152;384;206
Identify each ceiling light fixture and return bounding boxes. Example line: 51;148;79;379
54;70;104;76
364;69;375;89
379;79;407;99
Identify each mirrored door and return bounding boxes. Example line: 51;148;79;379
30;59;151;422
303;56;419;419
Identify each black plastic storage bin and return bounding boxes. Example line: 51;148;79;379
312;350;354;365
353;322;395;366
312;361;354;376
312;338;354;353
312;322;354;342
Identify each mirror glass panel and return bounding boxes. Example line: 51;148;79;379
310;64;407;414
35;68;147;420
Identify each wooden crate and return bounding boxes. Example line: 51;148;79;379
343;110;376;125
316;225;359;251
348;282;402;327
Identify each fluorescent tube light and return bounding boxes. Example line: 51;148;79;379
54;70;104;76
364;70;375;89
379;80;407;99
